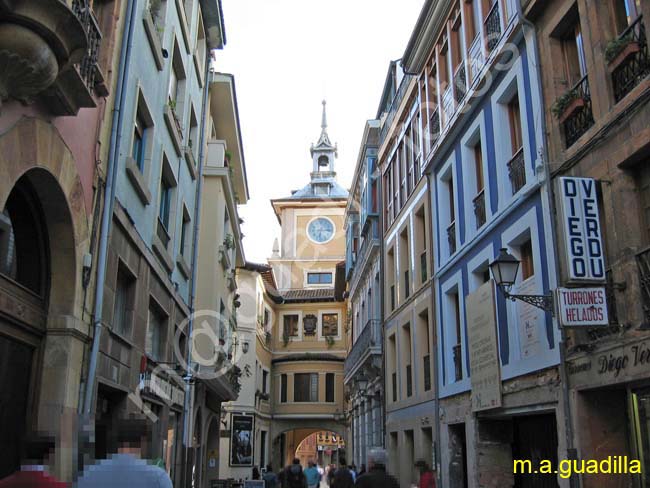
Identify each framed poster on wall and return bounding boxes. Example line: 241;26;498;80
230;414;254;467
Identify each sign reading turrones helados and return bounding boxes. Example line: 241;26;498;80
467;281;502;412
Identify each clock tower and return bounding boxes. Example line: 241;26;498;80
269;100;348;291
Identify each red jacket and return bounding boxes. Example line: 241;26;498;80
0;470;68;487
419;471;436;488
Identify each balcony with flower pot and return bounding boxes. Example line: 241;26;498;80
0;0;104;115
552;75;594;148
607;15;650;102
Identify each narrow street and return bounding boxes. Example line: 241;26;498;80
0;0;649;487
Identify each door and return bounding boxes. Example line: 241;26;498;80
0;333;34;478
513;414;559;488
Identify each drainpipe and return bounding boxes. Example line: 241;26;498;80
83;0;137;416
514;5;577;487
425;171;442;488
181;53;212;486
377;157;387;451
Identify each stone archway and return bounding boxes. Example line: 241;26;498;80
0;117;91;479
271;421;347;471
204;416;221;486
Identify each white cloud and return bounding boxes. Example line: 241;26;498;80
217;0;424;263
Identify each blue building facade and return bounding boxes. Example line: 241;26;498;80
400;0;565;486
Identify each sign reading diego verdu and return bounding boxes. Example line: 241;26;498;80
558;177;605;282
557;287;609;327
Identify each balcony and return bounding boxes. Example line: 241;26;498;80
507;147;526;194
637;247;650;325
0;0;102;115
447;221;457;255
427;107;441;151
442;85;454;125
379;74;413;145
484;1;502;52
453;343;463;382
609;15;650;103
344;319;382;378
468;35;484;81
557;75;594;148
453;64;467;104
473;190;486;229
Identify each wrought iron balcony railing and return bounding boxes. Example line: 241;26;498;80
637;246;650;325
484;1;502;52
453;63;467;104
427;107;441;151
453;343;463;382
380;74;414;145
611;15;650;102
562;75;595;148
71;0;103;93
473;189;486;229
447;221;457;255
345;319;382;376
507;147;526;195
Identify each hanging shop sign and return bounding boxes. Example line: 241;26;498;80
466;281;502;412
557;287;609;327
558;177;605;282
139;371;185;406
230;414;254;467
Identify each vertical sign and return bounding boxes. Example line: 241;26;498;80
558;177;605;282
230;414;254;466
467;281;502;412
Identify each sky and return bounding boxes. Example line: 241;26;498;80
217;0;425;263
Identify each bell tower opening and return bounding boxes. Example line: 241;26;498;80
318;155;330;171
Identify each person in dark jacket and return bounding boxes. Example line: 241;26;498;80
354;449;399;488
262;464;279;488
330;457;354;488
282;458;307;488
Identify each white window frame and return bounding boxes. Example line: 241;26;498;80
318;309;342;341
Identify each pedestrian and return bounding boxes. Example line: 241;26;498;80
263;464;279;488
354;449;399;488
415;460;435;488
348;464;357;483
330;457;354;488
0;435;67;487
253;466;261;480
303;461;321;488
357;464;366;476
76;417;172;488
282;458;307;488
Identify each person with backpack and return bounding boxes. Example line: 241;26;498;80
330;457;354;488
303;461;321;488
282;458;307;488
262;464;279;488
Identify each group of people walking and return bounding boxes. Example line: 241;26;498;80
258;449;416;488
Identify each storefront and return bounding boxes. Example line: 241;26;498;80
567;338;650;487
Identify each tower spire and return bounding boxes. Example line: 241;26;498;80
321;99;328;132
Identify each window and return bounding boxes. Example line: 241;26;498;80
612;0;642;34
452;292;463;381
307;272;332;285
188;107;199;160
179;205;191;259
168;41;187;123
466;0;482;41
322;313;338;337
473;139;486;229
280;374;287;403
325;373;335;402
388;334;397;402
113;265;135;337
447;174;457;255
561;21;587;87
508;95;523;154
283;314;299;337
195;7;207;72
146;302;167;362
132;113;147;172
263;308;270;327
402;323;413;397
294;373;319;402
520;239;535;280
262;370;268;394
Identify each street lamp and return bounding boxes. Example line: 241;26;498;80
489;248;555;314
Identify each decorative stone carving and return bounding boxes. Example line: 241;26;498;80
0;24;58;105
303;314;317;335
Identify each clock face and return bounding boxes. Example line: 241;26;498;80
307;217;335;243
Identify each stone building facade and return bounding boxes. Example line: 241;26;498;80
525;0;650;485
0;0;123;481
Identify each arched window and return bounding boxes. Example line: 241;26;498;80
318;155;330;170
0;177;47;295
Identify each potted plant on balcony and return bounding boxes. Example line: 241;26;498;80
552;87;584;123
325;335;335;348
223;233;235;250
605;34;639;71
224;150;232;166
